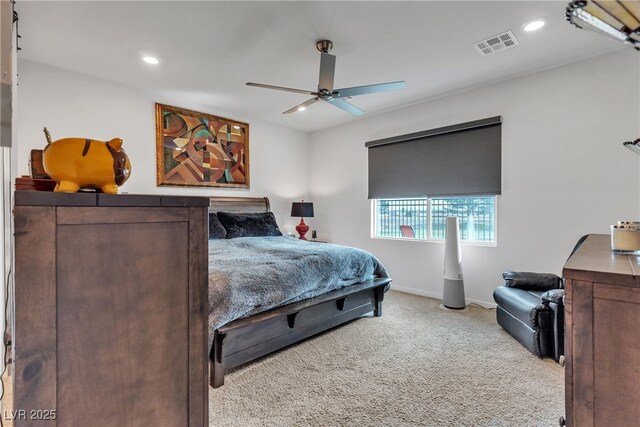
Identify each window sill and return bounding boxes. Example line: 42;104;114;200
370;236;497;248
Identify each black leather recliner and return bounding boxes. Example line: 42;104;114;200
493;235;589;362
493;272;564;361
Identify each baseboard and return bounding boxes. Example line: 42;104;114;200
390;285;496;309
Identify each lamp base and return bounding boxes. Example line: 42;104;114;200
296;218;309;240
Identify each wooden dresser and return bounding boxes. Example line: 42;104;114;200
13;192;209;427
563;234;640;427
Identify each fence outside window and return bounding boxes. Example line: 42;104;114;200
373;196;496;243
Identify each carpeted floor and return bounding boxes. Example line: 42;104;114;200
209;291;564;426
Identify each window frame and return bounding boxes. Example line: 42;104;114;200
370;196;498;247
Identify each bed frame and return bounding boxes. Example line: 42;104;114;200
208;196;391;388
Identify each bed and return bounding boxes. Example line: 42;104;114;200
208;196;391;388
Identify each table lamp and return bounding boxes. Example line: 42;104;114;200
291;201;314;240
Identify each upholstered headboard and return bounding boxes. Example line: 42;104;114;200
209;196;270;214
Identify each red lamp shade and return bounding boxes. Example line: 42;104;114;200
291;202;314;240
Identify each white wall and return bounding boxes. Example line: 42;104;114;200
309;50;640;306
15;60;311;231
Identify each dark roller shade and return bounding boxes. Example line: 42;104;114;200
366;117;502;199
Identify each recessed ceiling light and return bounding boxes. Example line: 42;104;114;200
524;20;545;32
142;56;160;65
298;106;306;112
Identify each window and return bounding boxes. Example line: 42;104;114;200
373;196;496;243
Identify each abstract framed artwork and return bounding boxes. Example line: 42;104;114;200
155;103;249;188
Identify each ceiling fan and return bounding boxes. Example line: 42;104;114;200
246;40;406;116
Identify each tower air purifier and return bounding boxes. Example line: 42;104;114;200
443;216;466;309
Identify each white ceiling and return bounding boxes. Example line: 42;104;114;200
17;1;621;132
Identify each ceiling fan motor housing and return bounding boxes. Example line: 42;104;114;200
316;40;333;53
318;88;333;99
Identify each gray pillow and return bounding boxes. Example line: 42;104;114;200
208;212;227;239
217;211;282;238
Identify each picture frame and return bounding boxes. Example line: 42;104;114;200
155;103;250;189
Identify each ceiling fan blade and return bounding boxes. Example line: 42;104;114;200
326;98;364;116
318;53;336;91
246;82;318;96
283;97;320;114
333;81;406;98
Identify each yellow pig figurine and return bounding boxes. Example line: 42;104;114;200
42;128;132;194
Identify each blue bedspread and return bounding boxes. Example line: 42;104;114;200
208;236;389;349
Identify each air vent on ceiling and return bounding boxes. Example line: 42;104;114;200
474;31;519;56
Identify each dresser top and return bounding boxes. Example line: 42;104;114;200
563;234;640;286
14;191;209;207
